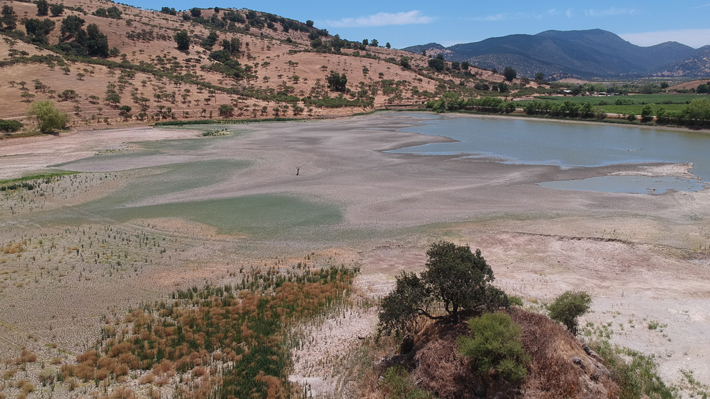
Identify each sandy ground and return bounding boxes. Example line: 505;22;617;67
1;112;710;397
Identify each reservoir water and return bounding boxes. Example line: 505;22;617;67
390;114;710;194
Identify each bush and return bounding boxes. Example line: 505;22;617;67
27;100;67;133
457;312;529;382
0;119;22;132
547;291;591;335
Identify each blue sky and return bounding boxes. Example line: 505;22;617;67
122;0;710;49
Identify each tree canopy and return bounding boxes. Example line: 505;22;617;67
377;241;509;335
547;291;591;335
428;54;445;72
28;101;67;133
174;29;189;51
326;71;347;92
503;66;517;81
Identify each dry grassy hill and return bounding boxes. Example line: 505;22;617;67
0;0;532;132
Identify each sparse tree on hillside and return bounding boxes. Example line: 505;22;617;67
547;291;591;335
503;66;517;81
461;61;470;70
306;19;313;27
362;38;368;46
371;39;379;47
28;100;67;133
428;54;445;72
175;29;189;51
190;7;201;18
326;71;347;92
50;3;64;16
60;15;84;39
377;241;509;335
36;0;49;16
534;72;545;82
0;5;17;31
386;42;391;49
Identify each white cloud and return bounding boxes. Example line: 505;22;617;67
566;9;573;18
693;2;710;8
470;12;543;22
323;10;433;28
584;7;635;17
620;29;710;48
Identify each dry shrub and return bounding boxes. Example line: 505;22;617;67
154;377;170;387
106;387;136;399
411;322;479;399
192;366;207;378
19;350;37;363
2;369;17;379
152;359;173;376
96;368;110;381
50;357;62;365
509;308;620;398
255;371;284;399
139;373;155;384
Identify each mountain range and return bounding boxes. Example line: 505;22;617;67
403;29;710;79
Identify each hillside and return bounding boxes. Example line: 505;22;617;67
404;29;708;79
0;0;502;130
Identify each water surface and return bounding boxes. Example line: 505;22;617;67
391;115;710;193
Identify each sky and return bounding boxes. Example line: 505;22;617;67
121;0;710;49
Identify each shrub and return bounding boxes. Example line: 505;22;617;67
457;312;529;382
547;291;591;335
27;100;67;133
0;119;22;132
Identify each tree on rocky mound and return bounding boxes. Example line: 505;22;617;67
547;290;591;335
378;241;509;335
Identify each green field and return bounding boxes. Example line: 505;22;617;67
518;94;707;115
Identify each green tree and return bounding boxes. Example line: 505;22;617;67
697;83;709;94
25;18;55;44
36;0;49;16
370;39;379;47
175;29;189;51
685;98;710;126
503;66;517;81
385;42;391;49
60;15;84;39
547;291;591;335
201;30;218;50
428;54;445;72
326;71;347;92
378;242;509;335
362;38;368;46
190;7;201;18
498;82;509;93
641;105;654;122
461;61;470;70
534;72;545;82
219;104;234;117
82;23;109;57
50;3;64;16
457;313;529;383
399;56;411;69
306;20;313;27
1;5;18;31
28;101;67;133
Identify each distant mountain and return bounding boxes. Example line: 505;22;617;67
655;45;710;77
403;29;708;79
